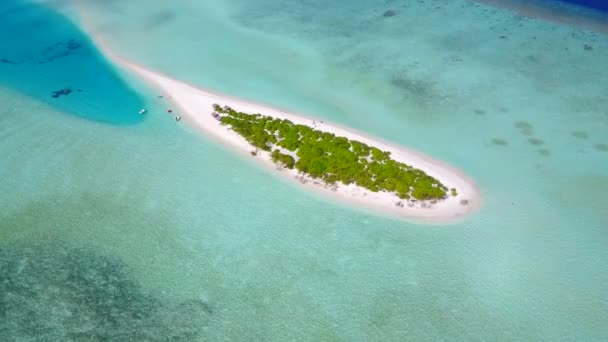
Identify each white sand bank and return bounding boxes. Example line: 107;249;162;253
95;38;481;224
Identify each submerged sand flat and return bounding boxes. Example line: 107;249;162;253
94;40;480;223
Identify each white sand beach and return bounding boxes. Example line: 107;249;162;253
93;36;481;223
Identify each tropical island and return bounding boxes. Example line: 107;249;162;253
91;41;480;222
213;104;455;202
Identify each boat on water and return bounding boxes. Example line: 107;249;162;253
138;108;147;115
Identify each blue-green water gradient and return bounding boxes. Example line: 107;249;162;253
1;0;607;340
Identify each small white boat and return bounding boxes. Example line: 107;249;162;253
138;108;147;115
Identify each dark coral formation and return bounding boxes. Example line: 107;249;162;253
37;39;84;64
571;131;589;139
593;143;608;152
0;58;16;64
528;138;544;146
491;138;508;146
390;73;439;106
51;87;72;98
514;121;533;130
515;122;534;136
0;243;210;340
383;10;397;17
66;39;81;51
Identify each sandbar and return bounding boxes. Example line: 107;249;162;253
94;37;482;224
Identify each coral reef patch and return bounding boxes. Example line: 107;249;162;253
0;243;211;341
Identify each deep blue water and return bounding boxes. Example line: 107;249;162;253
0;0;144;124
560;0;608;12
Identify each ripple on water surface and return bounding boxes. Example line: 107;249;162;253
0;0;144;124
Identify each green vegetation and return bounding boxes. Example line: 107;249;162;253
271;149;295;169
214;104;450;201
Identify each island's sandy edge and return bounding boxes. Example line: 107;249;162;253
90;33;481;224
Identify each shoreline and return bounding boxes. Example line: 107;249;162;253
90;35;481;224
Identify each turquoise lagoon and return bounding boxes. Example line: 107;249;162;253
1;0;607;340
0;0;144;124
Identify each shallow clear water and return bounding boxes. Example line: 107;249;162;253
1;0;607;340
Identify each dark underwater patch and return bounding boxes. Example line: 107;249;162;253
51;87;73;98
528;138;544;146
572;130;589;139
390;73;439;106
538;148;551;156
515;121;533;130
593;143;608;151
491;138;508;146
37;38;83;64
383;10;397;17
0;242;211;341
144;10;177;29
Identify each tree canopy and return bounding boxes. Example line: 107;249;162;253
214;104;449;201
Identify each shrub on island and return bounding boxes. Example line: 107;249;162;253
213;104;450;201
271;149;295;169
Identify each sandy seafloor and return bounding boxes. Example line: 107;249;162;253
1;0;607;340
